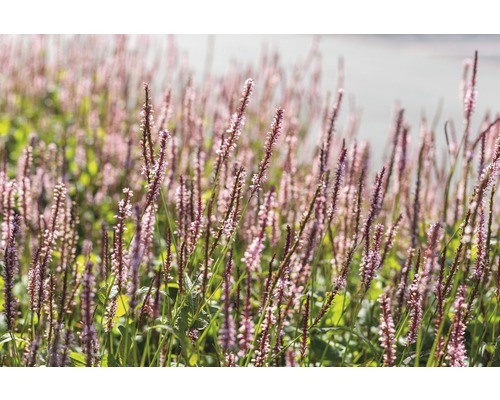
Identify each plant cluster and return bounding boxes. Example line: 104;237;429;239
0;36;499;367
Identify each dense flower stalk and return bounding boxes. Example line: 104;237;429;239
24;335;41;367
406;252;423;346
299;294;310;362
217;166;246;242
128;206;143;312
397;124;409;188
104;295;118;333
18;144;33;227
48;321;66;367
1;179;15;251
241;187;275;272
101;224;110;280
472;205;487;281
140;82;155;182
378;292;396;367
29;182;66;316
360;223;384;289
2;213;20;331
446;285;468;367
253;302;276;367
81;261;99;367
111;188;133;291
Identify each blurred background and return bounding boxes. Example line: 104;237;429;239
173;34;500;145
4;34;500;155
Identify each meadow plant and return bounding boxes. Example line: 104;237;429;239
0;36;499;367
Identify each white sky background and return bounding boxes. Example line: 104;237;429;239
173;34;500;152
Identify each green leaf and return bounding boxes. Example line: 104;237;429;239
116;295;129;318
101;354;120;367
70;352;86;367
0;333;27;348
146;324;174;333
494;336;500;361
188;353;199;366
310;336;340;362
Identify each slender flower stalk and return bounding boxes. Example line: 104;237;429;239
361;167;386;259
144;129;169;212
178;241;187;294
464;52;478;127
411;140;425;248
383;109;404;201
327;141;347;223
238;267;254;358
213;79;254;181
101;224;110;280
175;175;188;239
250;108;284;195
220;249;235;353
395;247;414;320
164;229;172;283
189;146;204;253
434;247;447;360
406;251;423;346
319;89;344;177
312;242;355;327
157;87;172;134
380;214;403;266
213;166;246;251
138;272;160;325
299;294;310;363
